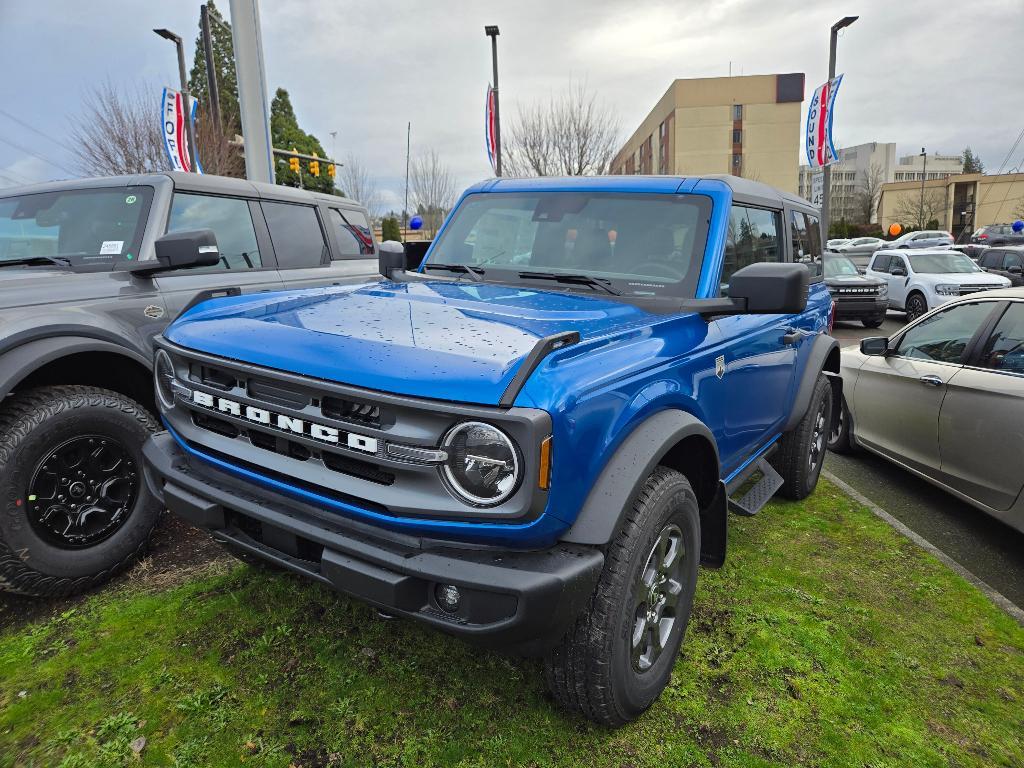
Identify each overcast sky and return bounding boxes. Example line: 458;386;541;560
1;0;1021;208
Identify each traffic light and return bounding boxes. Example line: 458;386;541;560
327;162;335;179
288;148;299;174
309;153;320;177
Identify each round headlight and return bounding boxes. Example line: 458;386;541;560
154;349;177;411
441;421;520;507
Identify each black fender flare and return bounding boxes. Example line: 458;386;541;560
0;336;151;403
561;410;723;564
782;333;841;432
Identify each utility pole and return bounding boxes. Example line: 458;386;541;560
403;121;411;234
484;25;502;176
154;28;199;173
820;15;857;235
919;147;927;229
200;4;222;132
229;0;274;183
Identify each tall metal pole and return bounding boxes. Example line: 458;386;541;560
229;0;274;183
403;121;411;234
820;16;857;235
485;26;502;176
200;4;222;132
154;29;199;173
919;148;927;229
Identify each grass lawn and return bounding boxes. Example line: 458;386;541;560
1;478;1022;768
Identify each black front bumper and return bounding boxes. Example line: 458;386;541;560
833;295;889;320
143;432;603;653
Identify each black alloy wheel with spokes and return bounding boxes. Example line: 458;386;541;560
905;293;928;322
0;386;162;597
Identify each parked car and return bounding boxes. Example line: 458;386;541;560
0;173;378;597
829;289;1024;534
977;245;1024;286
826;238;851;250
143;175;839;725
949;242;987;260
885;230;954;250
866;248;1010;322
824;253;888;327
970;223;1024;248
831;236;885;270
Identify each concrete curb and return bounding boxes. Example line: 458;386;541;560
823;469;1024;627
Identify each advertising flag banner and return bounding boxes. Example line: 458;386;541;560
485;84;497;174
805;75;843;168
161;87;203;174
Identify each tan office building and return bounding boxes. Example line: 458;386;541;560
611;74;805;193
877;172;1024;240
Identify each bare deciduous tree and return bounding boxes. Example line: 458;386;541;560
893;188;946;229
193;112;245;178
339;154;381;218
505;82;619;177
410;148;457;236
70;82;169;176
856;162;886;224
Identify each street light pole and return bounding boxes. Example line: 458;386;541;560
403;121;411;235
484;25;502;176
820;15;857;236
154;28;199;173
199;5;222;132
919;148;928;229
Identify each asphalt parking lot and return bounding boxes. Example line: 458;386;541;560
829;313;1024;608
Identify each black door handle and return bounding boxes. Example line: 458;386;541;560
782;331;802;345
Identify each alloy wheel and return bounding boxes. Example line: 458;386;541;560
809;401;828;472
631;523;686;673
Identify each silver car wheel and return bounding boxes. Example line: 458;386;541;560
631;523;685;673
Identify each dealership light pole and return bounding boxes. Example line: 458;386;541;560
919;147;928;229
820;15;857;235
154;28;199;173
485;25;502;176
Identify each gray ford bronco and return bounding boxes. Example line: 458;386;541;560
0;172;376;596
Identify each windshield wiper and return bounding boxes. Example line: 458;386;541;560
422;262;484;282
0;255;72;268
517;271;621;295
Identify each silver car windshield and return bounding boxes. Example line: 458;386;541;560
908;253;982;274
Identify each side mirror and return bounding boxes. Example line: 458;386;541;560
860;336;889;356
726;262;809;314
891;266;907;276
378;240;405;279
403;240;432;271
153;229;221;271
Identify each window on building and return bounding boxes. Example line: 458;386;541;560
731;153;742;174
732;129;742;145
639;136;654;174
260;201;329;269
732;104;743;121
721;205;781;291
658;112;674;174
167;193;262;270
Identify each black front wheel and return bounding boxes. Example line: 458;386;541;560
0;386;161;597
862;315;886;329
544;467;700;726
905;294;928;322
770;374;833;500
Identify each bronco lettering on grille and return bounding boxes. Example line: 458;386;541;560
191;390;378;454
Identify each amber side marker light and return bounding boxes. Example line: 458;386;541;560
539;436;553;490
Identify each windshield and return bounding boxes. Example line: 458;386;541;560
0;186;153;266
824;255;859;276
424;192;712;297
908;252;982;274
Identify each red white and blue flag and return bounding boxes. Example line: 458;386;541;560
485;84;497;174
805;75;843;168
161;87;203;174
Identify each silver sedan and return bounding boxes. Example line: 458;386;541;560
829;288;1024;533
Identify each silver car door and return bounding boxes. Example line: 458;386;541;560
938;302;1024;511
852;300;996;474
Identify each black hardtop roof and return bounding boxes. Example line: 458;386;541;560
0;172;367;211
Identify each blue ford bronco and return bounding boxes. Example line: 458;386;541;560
144;175;839;725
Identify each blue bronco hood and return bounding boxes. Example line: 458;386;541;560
165;280;664;406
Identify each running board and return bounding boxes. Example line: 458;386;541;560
727;458;784;517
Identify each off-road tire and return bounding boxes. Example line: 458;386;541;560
770;374;833;500
862;315;885;328
827;393;856;454
544;466;700;726
0;386;161;597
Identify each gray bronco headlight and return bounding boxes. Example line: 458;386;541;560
441;421;520;507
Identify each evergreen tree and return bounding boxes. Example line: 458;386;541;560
270;88;335;194
381;216;402;242
962;147;985;175
188;1;240;132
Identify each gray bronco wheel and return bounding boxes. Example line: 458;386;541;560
770;373;833;500
0;386;161;597
544;466;700;726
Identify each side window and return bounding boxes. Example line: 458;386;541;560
330;209;375;258
981;250;1004;269
896;302;994;363
1005;252;1023;270
871;253;891;273
803;212;823;276
167;193;262;270
721;206;781;290
261;201;329;269
789;210;808;262
978;304;1024;373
